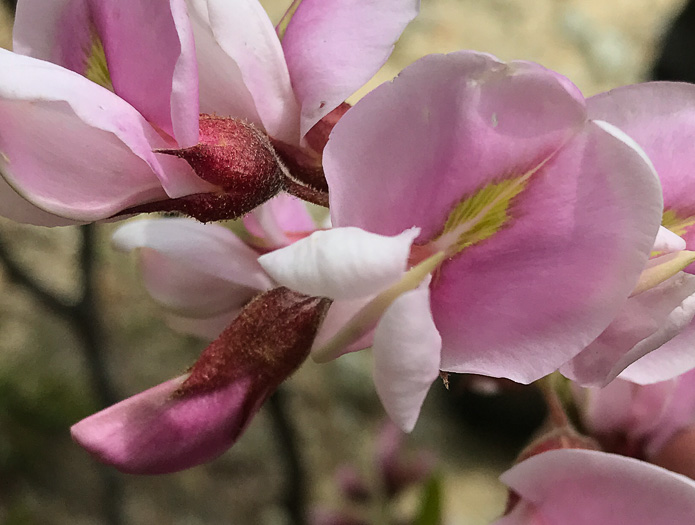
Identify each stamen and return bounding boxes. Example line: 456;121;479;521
631;250;695;296
312;251;445;363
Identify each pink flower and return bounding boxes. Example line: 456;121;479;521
562;83;695;386
2;0;419;223
493;449;695;525
259;51;664;430
1;0;208;225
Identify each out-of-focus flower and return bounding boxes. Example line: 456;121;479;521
314;422;436;525
575;369;695;478
259;50;664;430
493;449;695;525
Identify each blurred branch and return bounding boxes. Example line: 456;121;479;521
267;387;308;525
0;224;123;525
0;235;75;320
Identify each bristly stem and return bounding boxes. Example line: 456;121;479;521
267;386;308;525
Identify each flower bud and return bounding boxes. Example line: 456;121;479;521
71;287;330;474
122;116;286;222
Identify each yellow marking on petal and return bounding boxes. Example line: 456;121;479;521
312;251;445;363
84;33;113;91
432;165;540;257
276;0;303;40
0;152;9;164
662;209;695;238
631;250;695;296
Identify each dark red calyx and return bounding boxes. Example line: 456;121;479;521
305;102;352;155
270;138;328;192
117;190;280;223
175;287;331;398
515;426;601;465
159;114;284;199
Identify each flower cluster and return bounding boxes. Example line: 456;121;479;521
4;0;695;522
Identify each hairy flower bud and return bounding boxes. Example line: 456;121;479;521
71;287;330;474
120;116;286;222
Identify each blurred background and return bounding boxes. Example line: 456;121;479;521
0;0;689;523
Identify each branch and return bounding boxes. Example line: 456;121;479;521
267;386;308;525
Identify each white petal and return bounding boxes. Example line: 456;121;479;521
113;218;272;292
372;282;441;432
258;227;419;300
653;226;687;254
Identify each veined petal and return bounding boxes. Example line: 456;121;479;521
494;449;695;525
588;82;695;272
0;50;177;221
324;51;587;241
281;0;420;138
372;282;441;433
194;0;300;143
561;273;695;387
433;121;662;382
14;0;200;147
71;375;262;475
258;227;419;300
112;218;272;292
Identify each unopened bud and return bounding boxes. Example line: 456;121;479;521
178;286;331;397
142;115;285;221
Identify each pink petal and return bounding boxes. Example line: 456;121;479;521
258;227;419;300
372;282;441;433
0;51;208;220
243;193;316;248
281;0;420;138
0;177;78;226
71;375;264;474
186;0;261;127
324;51;587;241
311;297;376;359
193;0;300;143
494;449;695;525
13;0;72;60
620;311;695;385
588;82;695;270
15;0;200;147
113;218;272;292
642;370;695;455
561;272;695;387
433;121;661;382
